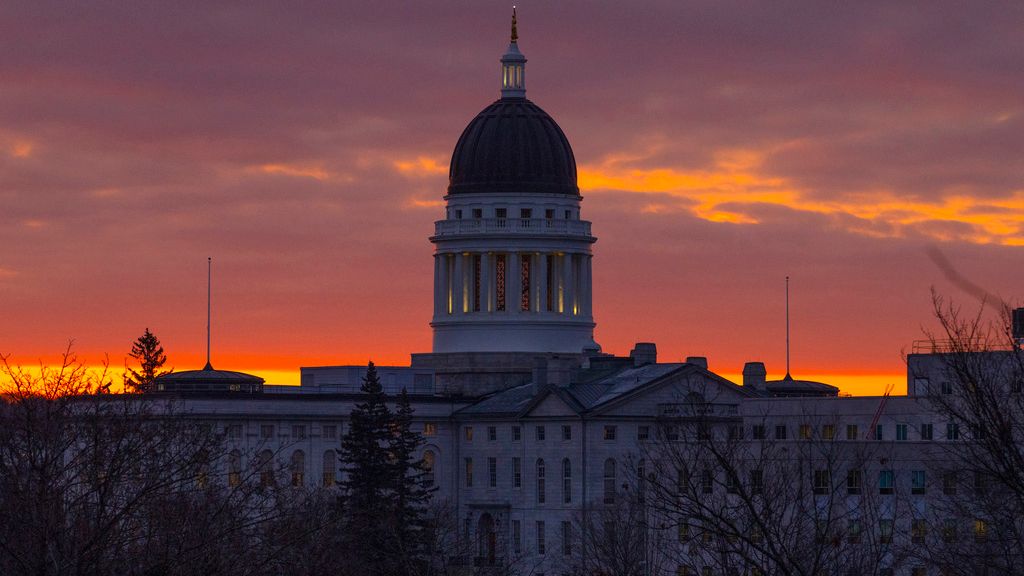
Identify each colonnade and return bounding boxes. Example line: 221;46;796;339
433;251;592;319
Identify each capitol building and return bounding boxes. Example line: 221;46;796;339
152;17;1019;576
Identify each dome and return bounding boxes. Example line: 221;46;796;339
448;98;579;196
151;365;264;394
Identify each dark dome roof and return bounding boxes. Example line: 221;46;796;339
151;365;264;394
448;98;579;196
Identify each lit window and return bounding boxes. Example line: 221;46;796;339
846;424;858;440
603;425;617;441
799;424;812;439
464;426;473;441
422;450;435;486
822;424;835;440
290;450;305;486
974;519;988;542
228;450;242;487
424;422;437;436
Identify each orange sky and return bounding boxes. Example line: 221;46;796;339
3;3;1023;396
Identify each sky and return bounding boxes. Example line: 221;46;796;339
2;1;1023;394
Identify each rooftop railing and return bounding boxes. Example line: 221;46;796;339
434;217;592;237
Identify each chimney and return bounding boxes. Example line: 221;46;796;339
685;356;708;370
532;357;548;394
547;356;576;387
742;362;767;390
630;342;657;367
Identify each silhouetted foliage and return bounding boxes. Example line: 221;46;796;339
125;327;169;392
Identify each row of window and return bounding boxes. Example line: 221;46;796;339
463;424;618;443
449;207;576;220
223;422;439;441
505;519;573;557
464;457;619;504
678;518;991;546
225;448;438;489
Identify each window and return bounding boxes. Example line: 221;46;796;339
226;424;242;439
911;470;926;494
942;379;953;395
488;457;497;488
562;458;572;503
564;209;571;219
848;519;862;543
258;449;274;488
813;470;830;495
487;426;496;441
455;209;463;219
536;425;545;441
701;468;713;494
260;424;274;439
920;423;932;440
464;426;473;441
942;519;957;543
513;457;522;489
638;425;650;440
678;523;691;542
775;425;787;440
512;425;521;441
292;425;306;439
496;208;507;219
603;459;616;504
537;459;546;504
545;208;554;219
896;424;908;441
974;519;987;542
750;469;763;495
799;424;812;440
822;424;836;440
875;424;884;440
561;521;572;555
847;469;862;495
562;425;571;441
322;424;337;439
664;425;679;441
422;450;435;487
946;423;960;440
512;519;522;554
752;425;766;440
846;424;858;440
943;472;957;495
537;521;546;555
228;450;242;487
911;519;927;544
472;208;482;218
879;519;894;544
291;450;305;486
603;425;617;441
520;208;532;219
637;460;646;503
974;470;987;495
879;470;895;495
465;458;473;487
725;471;739;494
424;422;437;436
728;424;743;441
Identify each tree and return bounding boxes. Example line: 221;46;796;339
388;387;435;573
338;361;400;573
125;327;170;392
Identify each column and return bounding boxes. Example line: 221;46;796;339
480;253;492;313
561;252;573;316
509;252;521;314
538;252;549;313
584;254;593;318
453;253;464;315
433;254;443;316
531;253;542;312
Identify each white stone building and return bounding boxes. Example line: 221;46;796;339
152;17;1018;576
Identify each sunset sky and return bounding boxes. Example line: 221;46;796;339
3;2;1023;394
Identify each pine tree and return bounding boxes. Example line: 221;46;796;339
338;362;397;573
388;387;435;572
125;328;169;393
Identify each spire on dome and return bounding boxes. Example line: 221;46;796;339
511;6;518;43
500;8;527;99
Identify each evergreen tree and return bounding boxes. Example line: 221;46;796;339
125;328;169;393
388;387;435;572
338;362;397;573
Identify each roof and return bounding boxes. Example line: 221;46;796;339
152;364;264;394
448;98;579;196
765;374;839;397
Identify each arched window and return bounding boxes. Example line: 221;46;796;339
322;450;336;487
290;450;305;486
562;458;572;504
228;450;242;488
258;449;275;488
603;458;616;504
423;450;436;487
537;458;546;504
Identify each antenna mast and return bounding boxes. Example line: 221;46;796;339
205;257;212;370
785;275;791;379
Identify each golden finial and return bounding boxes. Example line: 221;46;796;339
511;6;518;43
